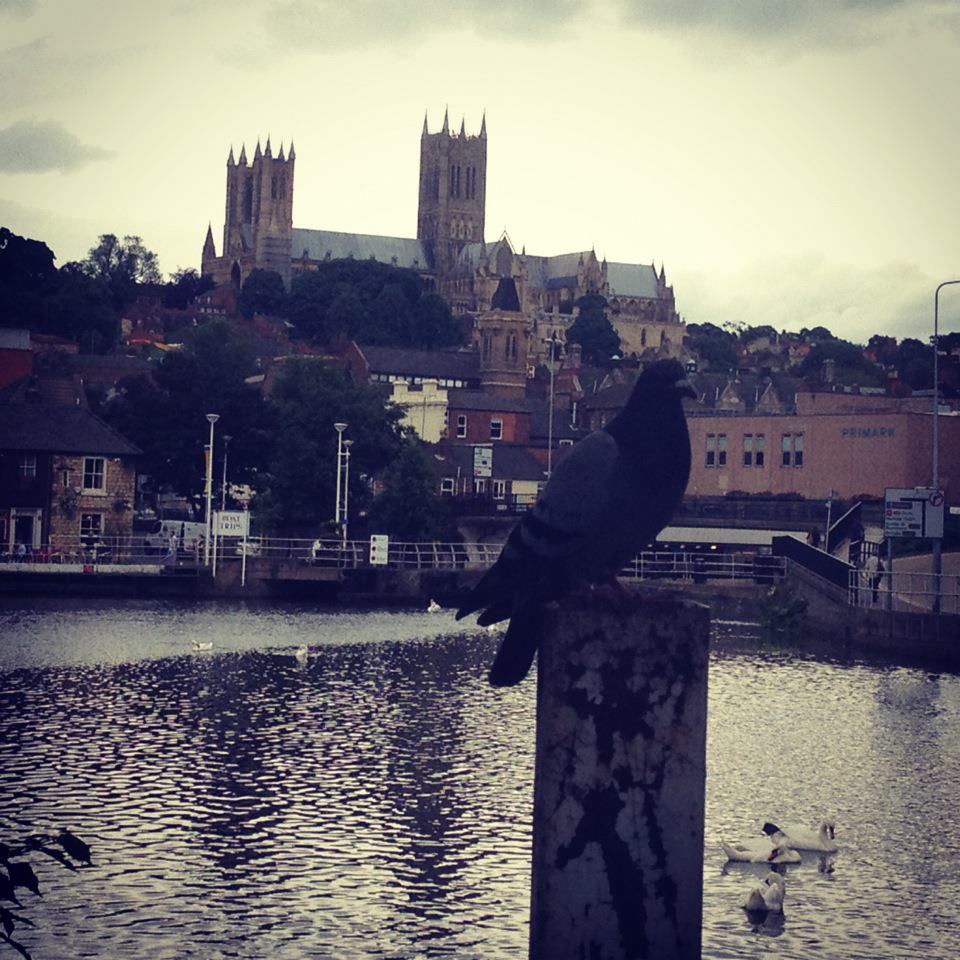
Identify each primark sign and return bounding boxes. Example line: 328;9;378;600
841;426;896;439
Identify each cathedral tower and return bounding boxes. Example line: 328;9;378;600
417;109;486;274
220;137;296;285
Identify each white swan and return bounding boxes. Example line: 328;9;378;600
427;599;442;613
294;644;309;663
762;819;837;853
192;640;213;652
721;839;800;864
743;872;786;914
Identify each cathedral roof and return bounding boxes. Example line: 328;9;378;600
606;262;661;299
291;228;430;271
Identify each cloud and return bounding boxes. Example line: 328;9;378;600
615;0;960;50
0;0;35;17
677;255;958;343
0;119;113;173
258;0;585;53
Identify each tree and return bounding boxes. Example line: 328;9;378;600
0;225;56;291
796;338;883;387
368;440;447;540
895;338;933;390
567;294;620;365
77;233;162;310
238;268;286;319
254;362;404;532
164;267;214;310
685;322;738;372
411;292;463;348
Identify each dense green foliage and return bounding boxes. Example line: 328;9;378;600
239;268;286;319
368;440;448;540
567;294;621;364
685;322;738;372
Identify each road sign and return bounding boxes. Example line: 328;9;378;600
370;534;389;566
216;510;249;537
884;488;944;539
473;445;493;478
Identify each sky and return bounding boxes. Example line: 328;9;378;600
1;0;959;344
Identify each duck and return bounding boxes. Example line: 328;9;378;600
427;599;442;613
762;819;838;853
721;840;801;865
742;872;786;914
192;640;213;652
294;644;309;663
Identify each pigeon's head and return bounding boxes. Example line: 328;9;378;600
630;359;696;402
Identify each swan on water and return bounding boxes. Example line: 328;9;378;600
721;839;801;864
192;640;213;652
427;599;442;613
742;872;786;914
294;644;309;663
762;819;837;853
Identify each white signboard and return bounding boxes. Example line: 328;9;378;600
216;510;249;537
370;534;389;566
473;445;493;479
884;488;944;539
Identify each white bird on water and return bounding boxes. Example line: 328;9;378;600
192;640;213;652
763;819;838;853
294;644;309;663
742;872;786;914
721;839;800;865
427;599;442;613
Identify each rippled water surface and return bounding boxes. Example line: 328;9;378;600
1;598;958;959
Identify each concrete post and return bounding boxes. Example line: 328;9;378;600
529;598;710;960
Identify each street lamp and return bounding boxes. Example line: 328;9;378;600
334;422;348;534
343;438;354;547
543;333;563;479
204;413;220;566
932;280;959;613
221;435;232;512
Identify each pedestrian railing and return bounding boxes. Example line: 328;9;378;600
849;567;960;615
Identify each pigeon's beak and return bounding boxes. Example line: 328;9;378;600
675;378;697;399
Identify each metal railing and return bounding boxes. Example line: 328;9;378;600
848;567;960;615
621;551;784;584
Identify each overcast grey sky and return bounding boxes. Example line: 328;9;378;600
1;0;958;342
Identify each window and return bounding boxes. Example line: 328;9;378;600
705;434;716;467
80;513;103;541
456;414;467;439
474;478;487;494
717;434;727;467
18;454;37;480
755;434;765;467
490;418;503;441
781;433;804;467
492;479;506;500
82;457;106;492
706;433;726;467
440;478;455;496
743;434;753;467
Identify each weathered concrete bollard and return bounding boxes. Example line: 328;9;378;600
529;597;710;960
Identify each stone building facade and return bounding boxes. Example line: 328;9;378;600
200;111;685;361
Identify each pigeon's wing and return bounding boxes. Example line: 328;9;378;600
456;431;620;621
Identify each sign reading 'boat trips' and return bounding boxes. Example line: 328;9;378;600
215;511;249;537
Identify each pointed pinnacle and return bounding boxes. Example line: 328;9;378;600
227;145;235;166
422;110;429;136
288;140;296;160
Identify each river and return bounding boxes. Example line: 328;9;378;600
0;598;958;959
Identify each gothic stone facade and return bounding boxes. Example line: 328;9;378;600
201;111;685;360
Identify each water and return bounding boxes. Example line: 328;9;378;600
1;599;958;959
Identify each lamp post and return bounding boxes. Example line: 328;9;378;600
824;489;837;554
204;413;220;566
932;280;959;613
221;435;232;512
343;439;353;547
543;333;563;479
334;422;348;535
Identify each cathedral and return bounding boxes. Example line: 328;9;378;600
200;110;685;359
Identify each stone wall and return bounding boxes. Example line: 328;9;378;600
47;454;137;545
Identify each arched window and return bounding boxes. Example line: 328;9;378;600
242;180;253;221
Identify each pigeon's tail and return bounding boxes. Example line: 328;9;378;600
488;601;542;687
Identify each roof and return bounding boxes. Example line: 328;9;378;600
0;402;141;456
0;328;30;350
446;389;540;413
606;262;660;299
529;407;587;441
358;345;479;381
292;229;430;272
430;441;545;482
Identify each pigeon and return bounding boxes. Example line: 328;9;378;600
456;358;695;686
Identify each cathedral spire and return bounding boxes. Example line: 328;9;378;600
288;139;296;161
459;116;465;137
254;138;262;160
238;143;248;165
480;110;486;139
227;145;235;166
264;135;272;158
422;110;429;137
442;106;449;134
203;222;216;259
277;141;285;161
